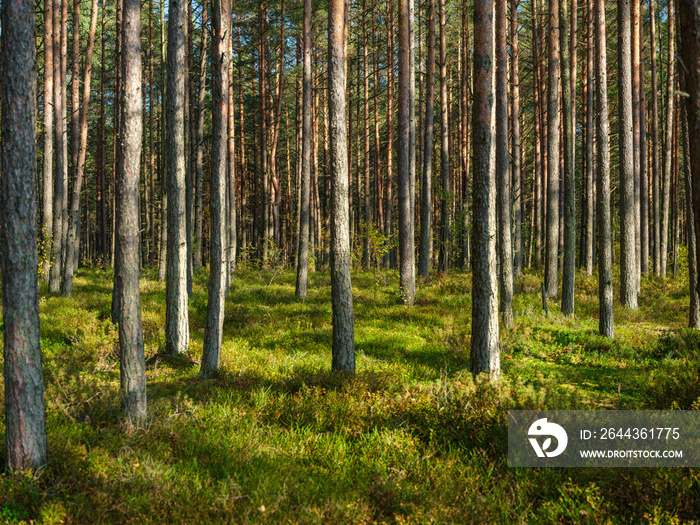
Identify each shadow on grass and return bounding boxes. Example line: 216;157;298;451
357;339;468;371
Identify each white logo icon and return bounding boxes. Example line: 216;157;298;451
528;418;568;458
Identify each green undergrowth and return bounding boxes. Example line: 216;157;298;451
0;266;699;523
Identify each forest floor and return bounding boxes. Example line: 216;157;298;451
1;261;700;523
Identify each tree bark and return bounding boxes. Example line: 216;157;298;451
672;106;679;276
461;7;471;269
165;0;190;354
60;0;68;267
531;0;545;268
419;0;435;277
409;0;416;236
619;0;638;308
1;0;48;470
201;0;229;377
384;0;395;269
511;0;522;279
661;1;675;277
639;1;649;279
238;27;247;258
116;0;146;423
66;0;80;283
328;0;355;373
678;63;700;328
372;6;383;242
295;0;311;299
439;0;450;273
561;0;575;316
49;0;67;293
632;0;647;281
269;0;286;258
158;0;167;281
651;0;661;277
398;0;416;305
97;0;106;264
185;1;193;293
148;0;156;264
533;0;544;269
546;0;561;298
228;36;237;276
111;0;123;320
42;0;54;279
595;0;614;338
193;0;208;273
471;0;500;380
259;2;269;263
496;0;513;325
631;0;641;289
362;0;371;268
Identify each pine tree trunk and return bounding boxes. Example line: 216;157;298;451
546;0;561;298
496;0;513;325
639;0;649;278
678;0;700;316
165;0;190;354
511;0;522;278
632;0;647;281
533;0;543;268
595;0;614;338
672;107;679;276
471;0;500;379
193;0;207;273
461;7;471;269
158;0;167;282
269;0;286;259
111;0;123;321
362;0;371;268
419;0;435;277
64;0;80;289
259;3;269;263
661;2;675;277
228;44;237;276
116;0;146;423
409;0;416;237
678;64;700;328
239;27;247;257
631;0;642;290
561;0;575;316
372;7;383;242
328;0;355;373
398;0;416;305
1;0;48;470
98;0;106;263
49;0;67;293
60;0;69;271
651;0;661;277
63;0;99;296
42;0;54;280
438;0;450;273
619;0;638;308
295;0;312;299
185;2;193;294
148;0;155;264
201;0;230;377
384;0;395;269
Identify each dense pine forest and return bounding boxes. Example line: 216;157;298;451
2;0;700;521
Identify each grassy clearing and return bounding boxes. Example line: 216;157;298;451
1;265;699;523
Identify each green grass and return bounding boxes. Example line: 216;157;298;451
1;265;699;523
